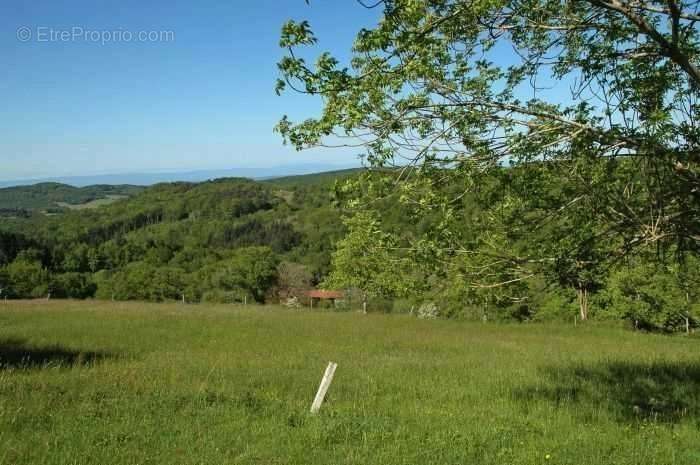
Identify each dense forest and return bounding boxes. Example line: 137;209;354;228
0;167;697;332
0;173;347;305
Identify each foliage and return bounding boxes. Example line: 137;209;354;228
276;261;314;299
0;168;697;328
416;301;439;319
602;256;700;331
50;272;96;299
0;230;35;266
206;246;279;303
323;211;415;300
278;0;699;251
3;258;49;298
528;283;579;322
94;263;185;302
0;176;342;303
276;0;700;325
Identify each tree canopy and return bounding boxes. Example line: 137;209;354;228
277;0;700;320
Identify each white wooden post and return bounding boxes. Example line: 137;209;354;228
310;362;337;414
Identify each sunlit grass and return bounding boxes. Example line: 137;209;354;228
0;300;698;464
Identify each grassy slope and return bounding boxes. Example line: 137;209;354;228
55;195;129;210
0;301;698;465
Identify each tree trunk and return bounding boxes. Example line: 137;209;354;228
686;292;691;335
577;287;589;321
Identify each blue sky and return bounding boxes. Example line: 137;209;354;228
0;1;381;181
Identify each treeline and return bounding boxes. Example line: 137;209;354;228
0;176;345;304
1;170;697;332
321;166;700;332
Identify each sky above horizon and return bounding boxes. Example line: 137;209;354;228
0;1;382;181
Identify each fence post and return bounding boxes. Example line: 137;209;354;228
310;362;337;414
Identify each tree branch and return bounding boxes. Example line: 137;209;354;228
589;0;700;85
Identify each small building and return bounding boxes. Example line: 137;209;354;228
306;289;344;308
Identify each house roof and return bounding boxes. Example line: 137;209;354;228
307;290;344;299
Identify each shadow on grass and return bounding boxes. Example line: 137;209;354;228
0;338;114;370
514;360;700;423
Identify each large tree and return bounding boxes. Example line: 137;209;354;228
323;211;416;309
276;0;700;304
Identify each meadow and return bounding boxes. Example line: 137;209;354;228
0;301;698;465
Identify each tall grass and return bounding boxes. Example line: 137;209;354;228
0;300;698;464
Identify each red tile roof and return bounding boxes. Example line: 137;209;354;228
306;290;344;299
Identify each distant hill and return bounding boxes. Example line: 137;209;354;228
0;173;353;302
0;168;366;215
0;163;359;188
265;168;363;187
0;183;144;213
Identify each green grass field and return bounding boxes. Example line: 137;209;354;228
0;301;698;465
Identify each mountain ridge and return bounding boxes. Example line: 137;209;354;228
0;163;359;188
0;168;364;213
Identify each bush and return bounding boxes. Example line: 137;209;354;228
51;273;96;299
530;288;578;322
602;261;697;332
417;302;439;319
202;289;253;304
93;263;185;302
392;298;415;314
369;297;394;313
5;258;49;298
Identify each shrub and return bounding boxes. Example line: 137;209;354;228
5;258;49;298
51;272;96;299
417;302;439;319
602;261;697;332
